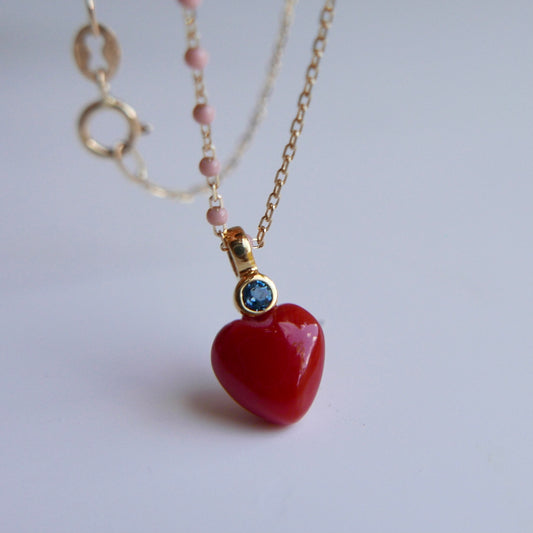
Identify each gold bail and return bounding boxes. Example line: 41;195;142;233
224;227;257;278
224;226;278;316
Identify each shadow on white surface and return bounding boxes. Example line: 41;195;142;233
182;384;285;432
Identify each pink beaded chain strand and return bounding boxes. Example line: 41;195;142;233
177;0;336;248
74;0;298;208
178;0;229;238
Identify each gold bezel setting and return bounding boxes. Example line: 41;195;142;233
234;273;278;317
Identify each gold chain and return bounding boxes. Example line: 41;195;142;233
74;0;335;249
256;0;335;247
74;0;297;206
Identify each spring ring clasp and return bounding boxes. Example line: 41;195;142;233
78;97;147;158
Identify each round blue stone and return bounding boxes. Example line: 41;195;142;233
242;279;273;312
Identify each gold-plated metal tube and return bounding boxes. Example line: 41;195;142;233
224;227;257;278
224;226;278;316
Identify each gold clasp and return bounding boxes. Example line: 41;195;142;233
78;97;149;158
74;15;147;158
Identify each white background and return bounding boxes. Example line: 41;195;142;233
1;1;532;532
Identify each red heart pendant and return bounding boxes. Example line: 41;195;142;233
211;303;325;425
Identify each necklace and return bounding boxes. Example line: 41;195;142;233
73;0;336;425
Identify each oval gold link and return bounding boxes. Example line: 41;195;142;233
318;25;329;38
272;180;282;194
280;159;290;173
313;37;327;54
209;192;223;208
73;24;121;83
298;92;311;109
282;144;296;160
295;107;306;122
269;198;280;210
290;117;304;134
272;181;283;197
274;167;288;183
288;131;300;147
306;65;319;80
303;79;314;93
322;4;335;24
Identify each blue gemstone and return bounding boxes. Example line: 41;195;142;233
242;279;273;312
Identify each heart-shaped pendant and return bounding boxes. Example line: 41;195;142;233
212;303;325;425
210;227;325;425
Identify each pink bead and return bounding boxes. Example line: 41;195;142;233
193;104;215;125
199;157;221;177
184;47;209;70
206;207;228;226
178;0;202;9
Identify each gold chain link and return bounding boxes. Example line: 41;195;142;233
255;0;335;248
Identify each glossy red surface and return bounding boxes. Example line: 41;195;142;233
211;303;325;425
